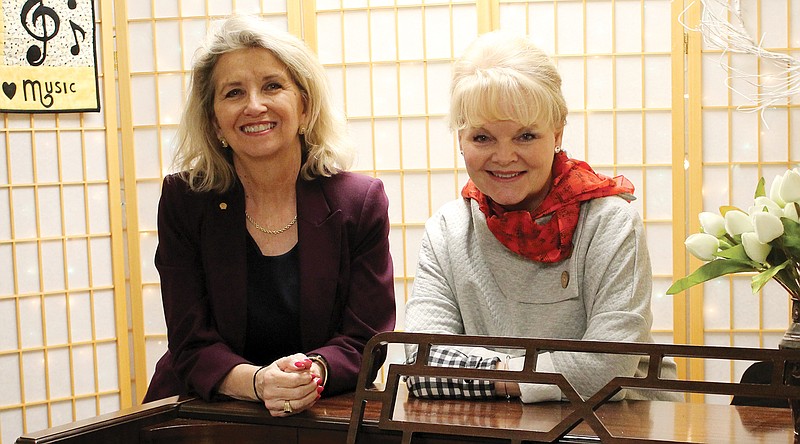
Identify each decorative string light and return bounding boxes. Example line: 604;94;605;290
679;0;800;122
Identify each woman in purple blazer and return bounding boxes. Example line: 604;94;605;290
142;16;396;418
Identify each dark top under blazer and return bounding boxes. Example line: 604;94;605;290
143;171;396;402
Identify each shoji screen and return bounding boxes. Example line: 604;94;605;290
0;1;129;443
686;0;800;402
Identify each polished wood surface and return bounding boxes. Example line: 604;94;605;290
16;390;795;443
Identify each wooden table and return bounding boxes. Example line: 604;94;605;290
15;389;795;443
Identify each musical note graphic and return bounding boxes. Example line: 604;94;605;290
69;20;85;56
20;0;61;66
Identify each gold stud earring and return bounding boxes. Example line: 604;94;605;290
298;125;307;135
220;138;229;148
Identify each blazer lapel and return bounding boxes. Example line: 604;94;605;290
296;178;342;349
202;183;249;352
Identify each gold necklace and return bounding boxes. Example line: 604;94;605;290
245;212;298;235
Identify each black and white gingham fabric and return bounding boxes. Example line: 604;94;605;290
405;347;500;399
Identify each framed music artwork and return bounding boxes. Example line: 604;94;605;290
0;0;99;113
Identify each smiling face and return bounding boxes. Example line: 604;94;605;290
211;47;307;164
460;120;563;212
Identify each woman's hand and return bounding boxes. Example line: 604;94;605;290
255;353;325;416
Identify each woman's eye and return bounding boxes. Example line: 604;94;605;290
472;134;490;143
224;89;242;98
518;132;536;142
265;82;282;91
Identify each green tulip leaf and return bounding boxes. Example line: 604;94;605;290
666;259;756;295
719;205;744;216
751;259;790;293
755;177;766;198
714;244;751;262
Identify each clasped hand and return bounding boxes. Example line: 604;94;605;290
254;353;325;417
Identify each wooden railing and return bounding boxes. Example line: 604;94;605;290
347;331;800;444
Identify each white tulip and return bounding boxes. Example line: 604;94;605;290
750;196;783;217
752;211;784;244
684;233;720;261
699;212;726;237
781;169;800;203
742;232;772;264
786;202;800;222
724;210;754;236
770;175;786;207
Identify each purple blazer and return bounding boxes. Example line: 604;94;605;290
143;171;396;402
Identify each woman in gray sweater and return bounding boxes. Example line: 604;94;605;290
404;31;681;404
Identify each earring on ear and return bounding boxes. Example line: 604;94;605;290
298;125;307;135
220;138;229;148
554;146;562;153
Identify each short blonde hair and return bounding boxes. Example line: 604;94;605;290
174;15;353;192
449;31;568;133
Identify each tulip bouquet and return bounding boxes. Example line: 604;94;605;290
667;169;800;300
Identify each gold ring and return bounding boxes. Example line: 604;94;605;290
283;400;293;414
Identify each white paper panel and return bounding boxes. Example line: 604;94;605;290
616;57;643;109
370;10;397;62
84;131;108;181
401;118;429;170
157;75;183;125
643;0;670;52
97;343;119;391
398;63;426;115
586;113;614;165
343;11;370;63
63;185;87;235
428;117;456;169
374;120;401;170
47;348;72;399
38;187;63;237
528;4;557;55
72;345;95;395
646;223;673;276
345;66;372;117
44;295;68;346
424;7;452;59
41;241;65;292
645;168;673;220
643;56;671;108
397;9;424;60
127;22;155;73
60;131;84;183
644;111;672;164
616;113;643;164
372;65;399;116
615;1;642;53
585;2;612;54
15;242;40;294
403;173;430;223
349;120;375;170
10;133;34;184
730;112;759;162
556;2;584;55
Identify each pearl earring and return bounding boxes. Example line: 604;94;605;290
554;146;562;153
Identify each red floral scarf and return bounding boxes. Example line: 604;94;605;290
461;152;635;263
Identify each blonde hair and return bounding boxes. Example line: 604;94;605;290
449;31;568;132
174;15;353;192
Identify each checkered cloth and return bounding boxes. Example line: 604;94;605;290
405;347;501;399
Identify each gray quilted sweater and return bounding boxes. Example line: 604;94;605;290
405;196;681;403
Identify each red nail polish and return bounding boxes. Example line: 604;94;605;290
317;385;324;393
315;377;323;386
294;361;305;368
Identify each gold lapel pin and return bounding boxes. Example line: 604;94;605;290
219;202;228;210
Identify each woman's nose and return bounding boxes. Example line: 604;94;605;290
243;93;268;115
492;143;517;164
